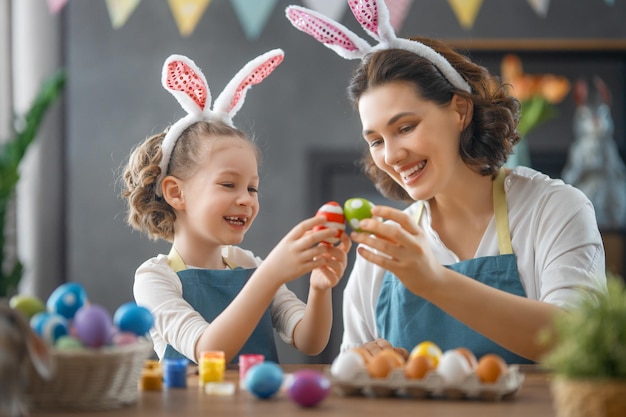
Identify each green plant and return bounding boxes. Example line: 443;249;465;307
540;274;626;379
0;69;66;298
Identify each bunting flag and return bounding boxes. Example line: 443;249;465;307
302;0;348;22
167;0;211;37
447;0;483;30
230;0;279;40
526;0;551;18
386;0;414;32
105;0;142;29
47;0;69;14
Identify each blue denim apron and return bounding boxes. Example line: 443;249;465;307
163;248;279;364
375;169;533;364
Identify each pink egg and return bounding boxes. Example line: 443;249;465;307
287;370;330;407
313;201;346;244
73;304;113;348
112;331;139;346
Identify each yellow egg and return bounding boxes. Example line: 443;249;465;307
476;353;507;383
409;341;443;367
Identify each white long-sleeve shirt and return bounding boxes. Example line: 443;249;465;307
341;167;607;351
134;245;306;362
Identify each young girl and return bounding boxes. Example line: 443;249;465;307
120;50;351;364
286;1;607;363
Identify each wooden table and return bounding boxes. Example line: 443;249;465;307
31;364;556;416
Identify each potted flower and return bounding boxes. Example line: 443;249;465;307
0;69;66;298
540;273;626;417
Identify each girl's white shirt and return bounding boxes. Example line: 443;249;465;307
134;245;305;362
341;166;608;351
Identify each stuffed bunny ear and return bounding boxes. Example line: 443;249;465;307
347;0;396;44
162;54;211;115
212;49;285;124
285;5;371;60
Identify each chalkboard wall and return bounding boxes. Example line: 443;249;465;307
66;0;626;363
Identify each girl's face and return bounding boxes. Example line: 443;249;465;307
358;81;468;201
178;136;259;247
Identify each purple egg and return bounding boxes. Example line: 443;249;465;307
286;369;331;407
73;304;113;348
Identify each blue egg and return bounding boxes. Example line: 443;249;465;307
46;282;88;319
113;302;154;336
30;312;69;344
245;361;284;399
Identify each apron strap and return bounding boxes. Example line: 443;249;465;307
493;168;513;255
412;167;512;255
167;246;237;272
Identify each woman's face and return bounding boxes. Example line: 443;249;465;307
358;81;468;201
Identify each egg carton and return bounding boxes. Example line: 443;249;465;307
327;365;524;401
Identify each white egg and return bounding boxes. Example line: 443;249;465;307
330;350;366;381
437;350;472;385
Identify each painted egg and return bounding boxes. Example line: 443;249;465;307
9;294;46;319
55;335;84;350
112;331;139;346
330;349;366;381
313;201;346;244
343;198;375;232
46;282;88;319
409;340;443;367
286;369;331;407
437;350;473;385
404;354;436;380
476;353;507;383
30;312;69;344
73;304;114;348
245;361;284;399
113;302;154;336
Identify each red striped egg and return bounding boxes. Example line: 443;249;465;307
314;201;346;244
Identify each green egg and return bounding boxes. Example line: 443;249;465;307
9;294;46;320
55;335;85;350
343;198;375;231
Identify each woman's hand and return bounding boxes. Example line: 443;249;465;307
349;205;446;296
310;232;352;291
361;338;409;360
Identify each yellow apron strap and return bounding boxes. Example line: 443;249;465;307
167;246;237;271
493;168;513;255
411;168;513;255
167;246;187;272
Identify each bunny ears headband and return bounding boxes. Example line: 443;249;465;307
285;0;471;94
156;49;284;195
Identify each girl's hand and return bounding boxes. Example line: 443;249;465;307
349;205;446;296
257;216;338;286
310;232;352;291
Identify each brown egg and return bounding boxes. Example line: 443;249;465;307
404;354;435;380
367;349;405;379
455;347;478;369
350;347;373;364
476;353;507;383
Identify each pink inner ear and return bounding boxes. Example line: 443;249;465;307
287;8;361;52
348;0;379;35
166;60;207;110
228;55;284;113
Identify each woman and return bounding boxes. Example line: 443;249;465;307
286;0;607;363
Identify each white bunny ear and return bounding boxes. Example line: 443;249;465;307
285;5;371;60
347;0;395;44
212;49;285;124
162;54;212;115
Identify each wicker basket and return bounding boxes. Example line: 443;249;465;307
27;338;154;411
